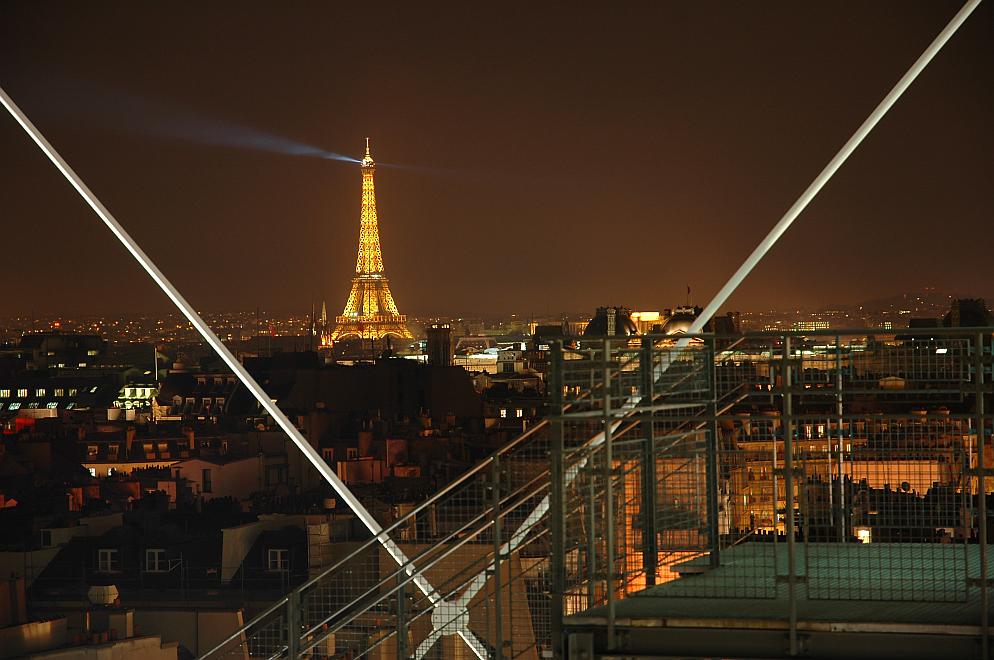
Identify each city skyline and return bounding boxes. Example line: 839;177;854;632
0;4;991;659
2;1;991;317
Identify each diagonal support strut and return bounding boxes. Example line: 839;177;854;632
1;4;979;654
0;84;455;646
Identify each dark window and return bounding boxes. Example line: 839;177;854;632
268;548;288;571
97;548;120;572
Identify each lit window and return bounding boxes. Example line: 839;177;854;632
97;548;120;572
54;388;64;397
499;408;507;418
88;467;96;477
145;548;167;572
87;349;99;356
78;363;87;368
267;548;289;572
17;389;27;398
8;403;21;411
35;388;46;397
515;408;523;418
0;389;9;398
46;402;58;409
68;388;78;396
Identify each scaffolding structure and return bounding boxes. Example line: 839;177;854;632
197;328;993;659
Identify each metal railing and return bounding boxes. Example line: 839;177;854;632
199;335;698;659
553;328;993;657
201;328;992;659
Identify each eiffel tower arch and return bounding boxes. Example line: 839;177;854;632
329;139;414;342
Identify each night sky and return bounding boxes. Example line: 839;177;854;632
2;1;991;317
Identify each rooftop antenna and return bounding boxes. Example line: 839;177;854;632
309;299;315;352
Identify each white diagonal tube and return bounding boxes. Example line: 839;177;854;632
454;0;983;610
0;86;441;606
688;0;982;336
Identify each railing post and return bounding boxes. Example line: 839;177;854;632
782;335;798;656
491;455;504;659
397;573;408;660
603;338;616;650
640;337;658;585
549;341;566;658
287;588;300;659
975;331;989;659
705;335;721;568
835;334;846;543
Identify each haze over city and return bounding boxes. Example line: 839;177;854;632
1;3;993;660
2;1;992;317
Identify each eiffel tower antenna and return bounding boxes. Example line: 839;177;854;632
331;138;413;341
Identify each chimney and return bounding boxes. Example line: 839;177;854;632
358;430;374;458
125;425;136;455
426;324;452;366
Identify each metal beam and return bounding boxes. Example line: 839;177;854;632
688;0;982;335
0;86;441;605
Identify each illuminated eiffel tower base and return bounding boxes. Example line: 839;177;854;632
328;139;413;343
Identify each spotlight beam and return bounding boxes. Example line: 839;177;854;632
0;86;441;607
1;2;977;655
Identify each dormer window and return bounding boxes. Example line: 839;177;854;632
267;548;289;572
97;548;120;573
145;548;167;572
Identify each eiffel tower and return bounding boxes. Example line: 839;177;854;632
329;139;413;342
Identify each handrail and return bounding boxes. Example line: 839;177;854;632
201;329;987;658
203;337;723;657
300;469;553;641
199;593;290;659
300;479;554;655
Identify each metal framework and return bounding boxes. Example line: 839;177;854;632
0;2;981;657
0;89;468;658
557;330;993;659
329;138;413;342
